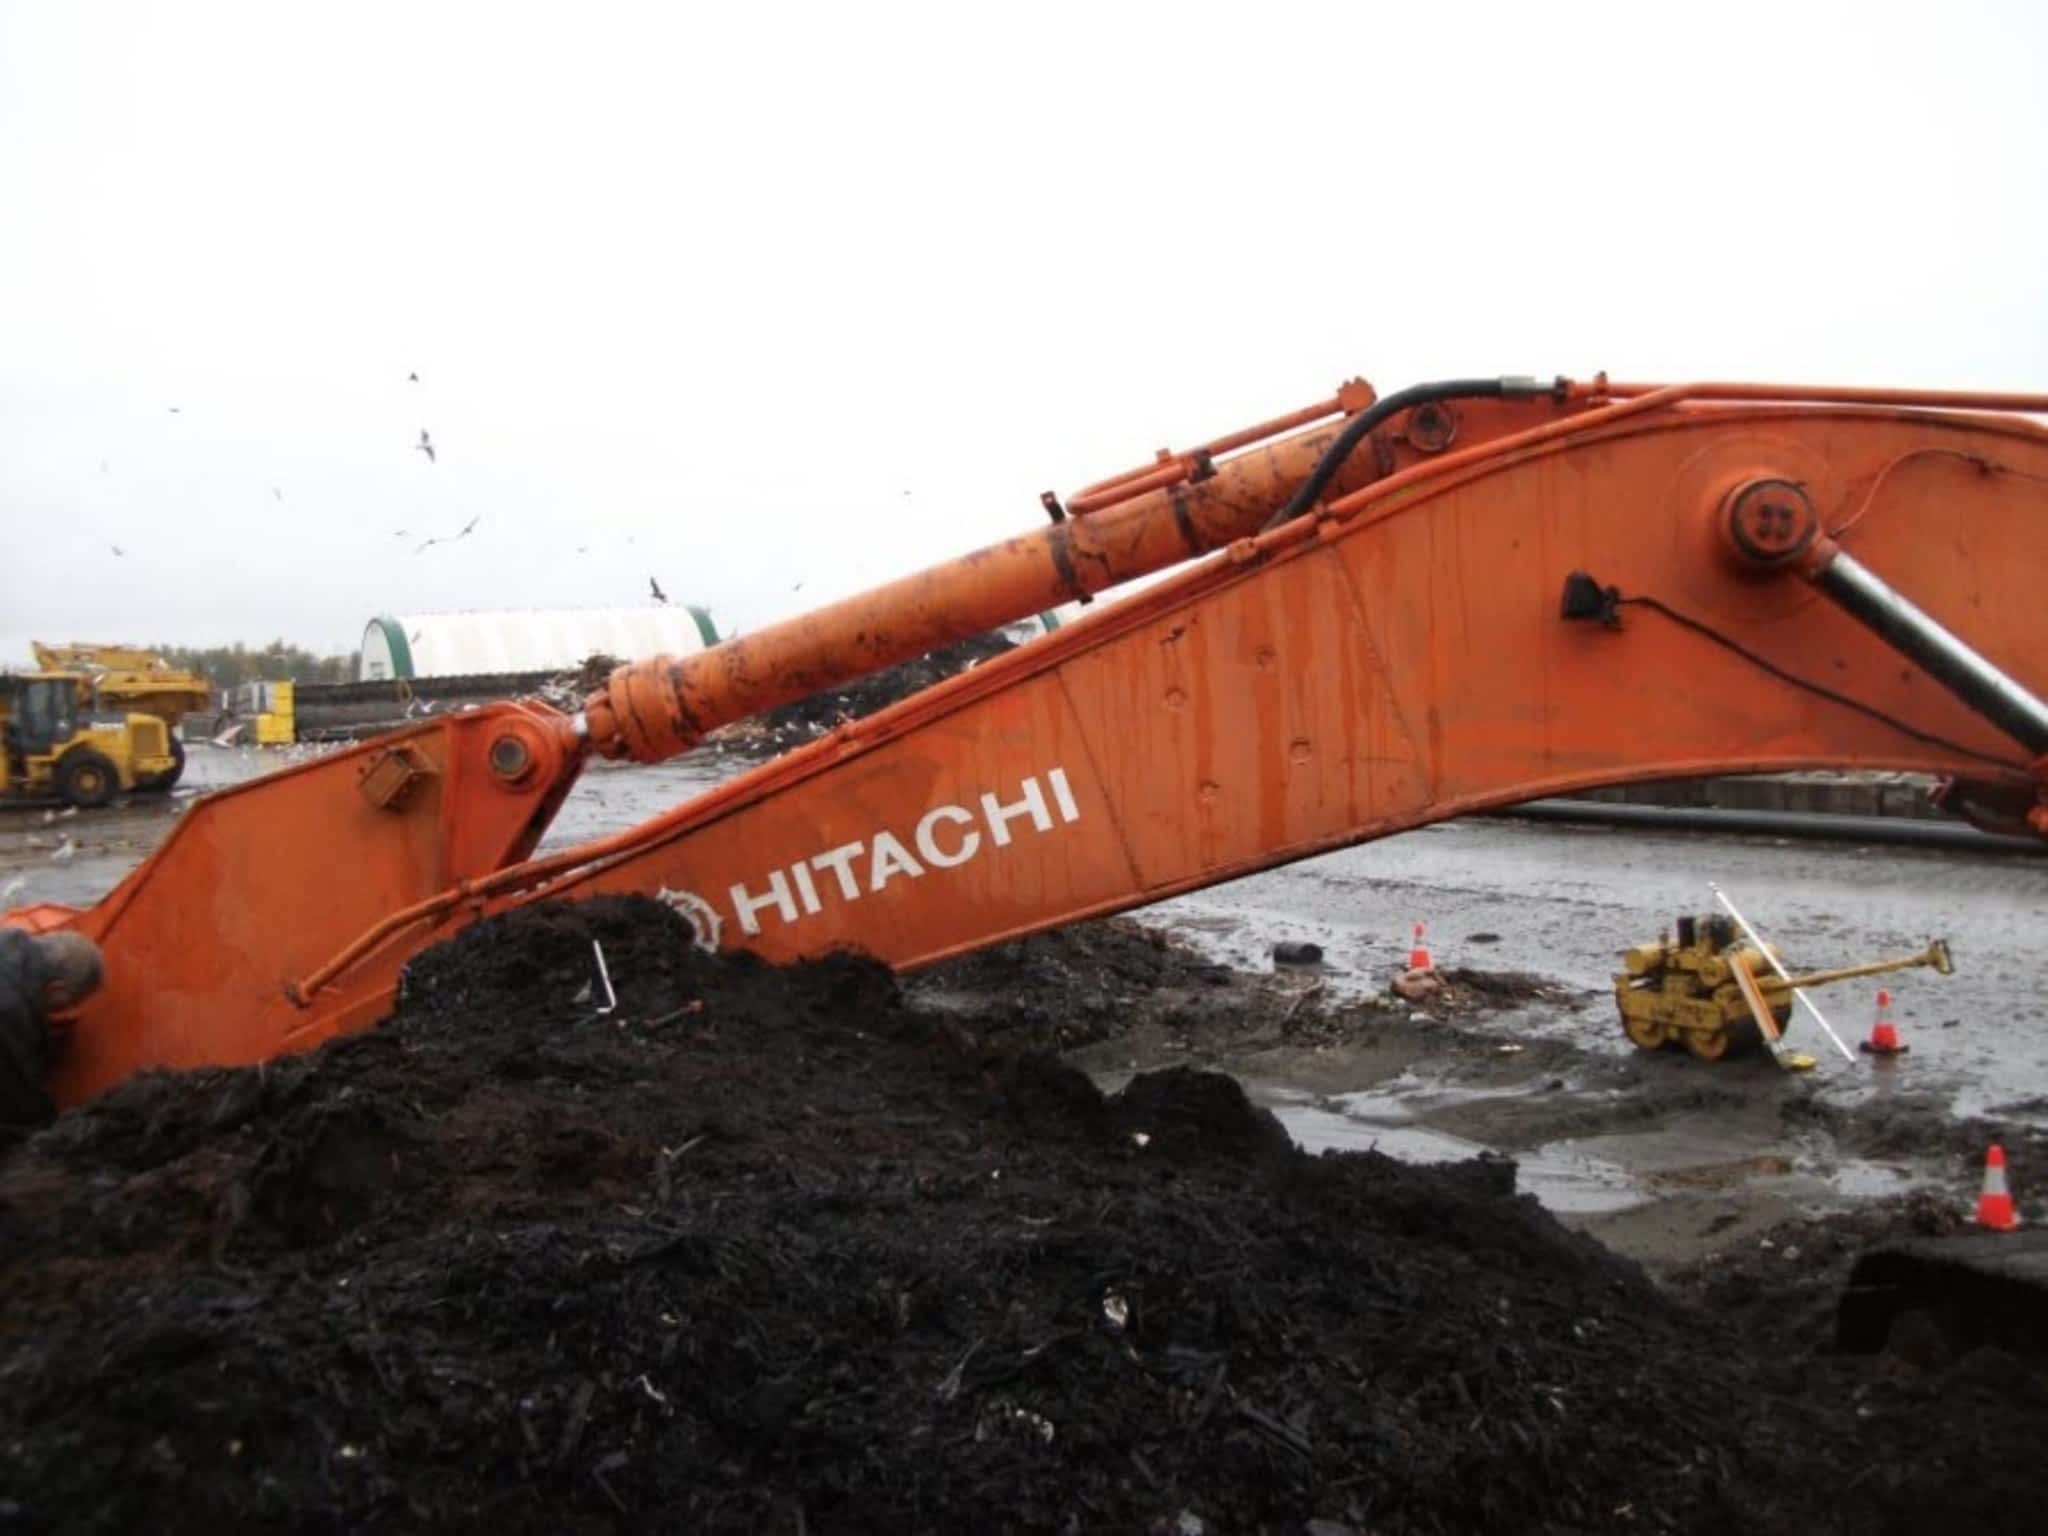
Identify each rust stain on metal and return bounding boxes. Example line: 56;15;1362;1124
1047;523;1085;601
1406;402;1458;454
1169;486;1202;556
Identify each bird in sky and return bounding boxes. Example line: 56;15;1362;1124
98;459;109;474
649;575;668;603
416;429;436;464
407;372;420;383
110;544;124;557
792;581;804;592
576;545;589;555
415;515;480;554
272;486;283;502
167;406;181;415
393;528;408;537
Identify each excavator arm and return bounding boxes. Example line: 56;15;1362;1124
12;374;2048;1108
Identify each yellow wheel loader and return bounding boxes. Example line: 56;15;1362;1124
0;674;180;810
30;643;211;791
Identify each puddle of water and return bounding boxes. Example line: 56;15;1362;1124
1150;906;1389;1005
1253;1086;1647;1216
1323;1080;1422;1120
1827;1160;1918;1198
1278;1106;1484;1164
1330;1076;1552;1121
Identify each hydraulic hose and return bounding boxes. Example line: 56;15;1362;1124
1259;376;1565;532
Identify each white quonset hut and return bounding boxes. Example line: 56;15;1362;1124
359;607;721;681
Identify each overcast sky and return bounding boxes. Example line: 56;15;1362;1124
3;1;2045;667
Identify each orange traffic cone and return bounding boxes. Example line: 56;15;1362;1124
1407;921;1433;972
1975;1144;2021;1231
1859;989;1908;1056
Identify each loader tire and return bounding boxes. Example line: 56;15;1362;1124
0;1005;54;1130
137;736;186;793
1682;1025;1734;1062
56;748;119;809
1620;1010;1670;1050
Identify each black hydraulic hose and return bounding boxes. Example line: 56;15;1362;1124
1258;375;1565;533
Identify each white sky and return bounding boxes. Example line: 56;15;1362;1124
4;1;2045;665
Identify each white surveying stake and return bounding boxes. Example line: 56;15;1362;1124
1709;882;1858;1066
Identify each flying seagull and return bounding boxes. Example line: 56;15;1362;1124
416;429;436;464
407;372;420;383
272;486;283;502
110;544;125;557
649;575;668;604
415;515;480;554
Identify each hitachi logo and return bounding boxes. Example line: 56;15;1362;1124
718;766;1082;937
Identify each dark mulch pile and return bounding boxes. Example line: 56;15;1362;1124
0;899;2044;1533
903;918;1247;1054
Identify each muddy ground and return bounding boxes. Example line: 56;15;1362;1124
1065;964;2048;1273
4;897;2045;1533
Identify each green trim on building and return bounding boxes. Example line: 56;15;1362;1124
366;616;416;680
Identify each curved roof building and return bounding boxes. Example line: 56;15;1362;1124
360;606;720;681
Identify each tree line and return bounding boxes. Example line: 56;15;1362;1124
152;642;360;689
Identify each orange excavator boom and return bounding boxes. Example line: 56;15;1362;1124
11;372;2048;1109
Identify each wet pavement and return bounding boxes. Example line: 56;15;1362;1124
1146;814;2048;1121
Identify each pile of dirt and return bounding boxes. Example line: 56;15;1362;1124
1432;967;1583;1009
903;918;1249;1054
1249;964;1591;1054
1670;1192;1969;1360
710;633;1017;753
564;652;625;694
2;899;2046;1533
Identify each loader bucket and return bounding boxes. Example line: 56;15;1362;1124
1836;1233;2048;1358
